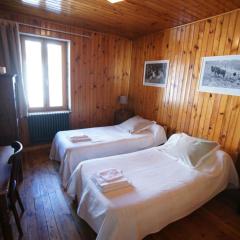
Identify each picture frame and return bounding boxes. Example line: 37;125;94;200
198;55;240;96
143;60;169;87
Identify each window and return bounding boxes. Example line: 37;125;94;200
21;35;69;112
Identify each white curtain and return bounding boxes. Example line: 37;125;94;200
0;20;28;117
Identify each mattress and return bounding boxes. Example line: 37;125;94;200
67;147;239;240
50;124;166;187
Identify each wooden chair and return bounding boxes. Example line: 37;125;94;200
7;141;24;236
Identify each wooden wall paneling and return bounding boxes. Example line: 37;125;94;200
211;14;232;143
152;32;164;121
84;33;91;127
124;40;133;95
98;35;105;126
218;11;239;147
157;30;171;124
136;37;145;117
0;12;132;144
201;18;218;139
71;33;81;128
102;35;109;125
106;36;113;123
142;36;151;118
161;28;177;126
81;34;89;126
107;36;114;123
100;35;108;125
79;33;86;127
91;34;97;126
121;40;131;92
143;35;151;118
180;23;200;133
114;38;123;112
227;20;240;153
95;34;102;125
129;9;240;156
90;34;99;125
167;28;182;128
177;23;195;132
194;14;227;141
205;15;225;140
169;27;185;129
191;20;210;137
96;34;104;125
70;34;77;128
154;33;166;120
173;25;192;132
180;22;200;133
197;18;218;139
111;37;119;121
93;35;98;125
152;33;163;121
102;38;110;122
188;19;215;137
128;41;137;112
186;21;205;135
73;33;80;127
224;13;240;151
97;34;103;124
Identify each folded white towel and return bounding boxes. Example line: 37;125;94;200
92;174;130;193
69;135;91;143
97;168;123;182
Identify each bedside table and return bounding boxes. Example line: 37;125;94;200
114;109;134;124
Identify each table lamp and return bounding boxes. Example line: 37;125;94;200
119;95;128;106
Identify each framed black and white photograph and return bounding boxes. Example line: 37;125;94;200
143;60;169;87
199;55;240;96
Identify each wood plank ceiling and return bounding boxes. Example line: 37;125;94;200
0;0;240;39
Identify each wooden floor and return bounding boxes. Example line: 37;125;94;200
4;150;240;240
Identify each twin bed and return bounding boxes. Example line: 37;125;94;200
50;116;167;187
50;116;239;240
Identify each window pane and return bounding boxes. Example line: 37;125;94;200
47;43;63;107
22;0;40;6
25;40;44;108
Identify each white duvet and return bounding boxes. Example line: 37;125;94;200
50;124;166;187
67;147;239;240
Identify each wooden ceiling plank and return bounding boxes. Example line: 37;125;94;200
0;0;239;38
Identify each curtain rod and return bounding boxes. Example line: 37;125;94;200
18;22;91;38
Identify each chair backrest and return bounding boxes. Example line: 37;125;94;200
8;141;23;199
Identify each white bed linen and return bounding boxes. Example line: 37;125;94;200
67;148;239;240
50;124;166;187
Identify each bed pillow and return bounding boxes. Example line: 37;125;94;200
118;115;156;134
149;124;167;146
163;133;220;168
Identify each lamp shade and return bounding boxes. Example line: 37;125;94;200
0;66;6;75
119;95;128;105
